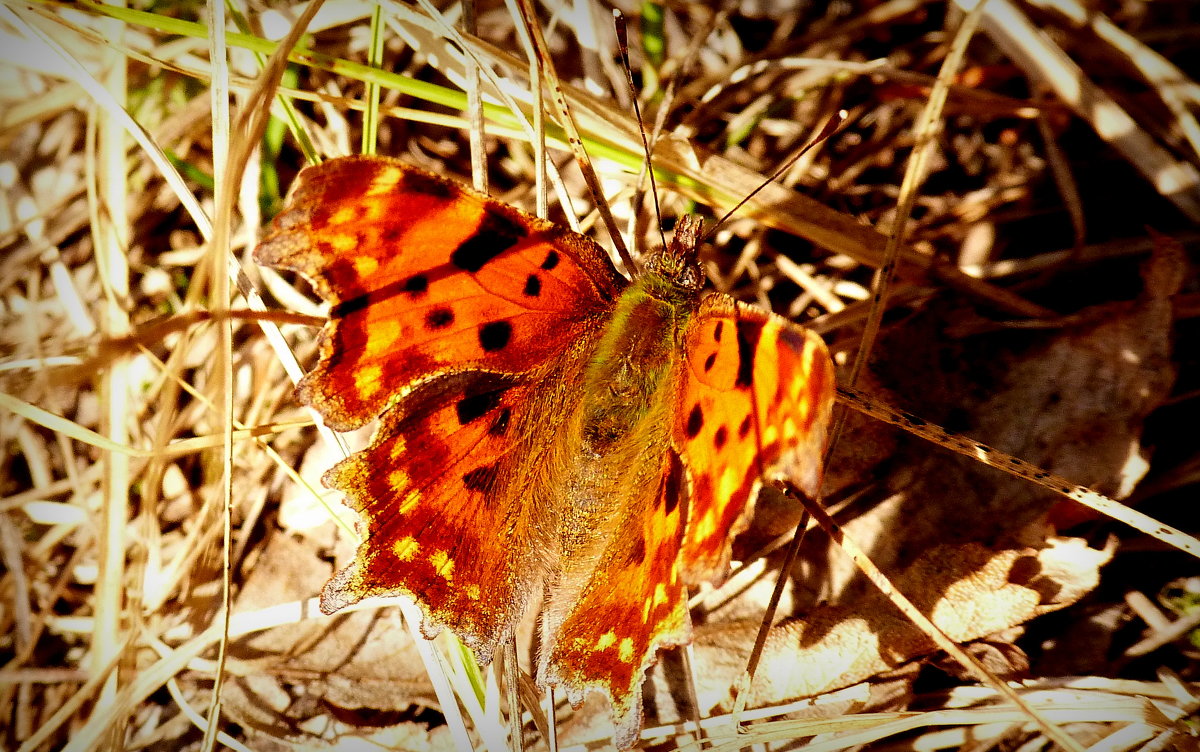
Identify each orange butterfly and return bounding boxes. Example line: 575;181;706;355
255;154;835;747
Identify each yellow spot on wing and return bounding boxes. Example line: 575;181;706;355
389;437;407;462
430;550;454;581
783;418;798;440
793;378;811;420
394;536;419;561
692;508;718;543
355;254;379;276
387;468;409;492
330;207;359;225
596;631;617;650
762;424;779;445
399;490;420;514
366;318;401;355
619;638;634;662
792;357;812;398
465;584;480;600
652;583;668;608
354;363;383;402
371;166;402;193
717;466;739;502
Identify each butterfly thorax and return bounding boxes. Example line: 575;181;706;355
579;215;705;453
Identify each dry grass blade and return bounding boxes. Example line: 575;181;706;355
511;0;635;272
199;1;327;747
836;385;1200;559
954;0;1200;220
1025;0;1200;162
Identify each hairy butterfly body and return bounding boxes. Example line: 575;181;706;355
255;154;835;747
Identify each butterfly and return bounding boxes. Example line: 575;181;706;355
254;154;835;747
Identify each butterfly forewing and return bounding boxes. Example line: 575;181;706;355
674;296;835;583
254;155;625;431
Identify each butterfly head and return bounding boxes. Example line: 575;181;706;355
641;214;705;299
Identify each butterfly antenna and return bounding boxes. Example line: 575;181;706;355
700;110;846;244
614;9;667;251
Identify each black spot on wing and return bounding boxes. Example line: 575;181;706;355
626;536;646;566
456;390;503;425
541;250;560;270
686;404;704;438
714;425;728;449
479;321;513;352
664;490;679;516
523;274;542;297
330;297;369;318
426;307;454;329
462;464;498;493
403;275;429;295
450;211;526;272
735;320;763;388
713;321;723;342
662;455;684;516
703;352;717;372
738;415;752;439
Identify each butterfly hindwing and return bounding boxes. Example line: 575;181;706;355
674;295;835;584
254;155;626;431
319;366;586;659
541;452;691;749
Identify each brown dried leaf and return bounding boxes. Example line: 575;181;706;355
221;532;437;746
811;241;1181;600
668;537;1112;717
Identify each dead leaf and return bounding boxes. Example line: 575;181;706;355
652;538;1112;720
221;532;438;746
806;238;1180;602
